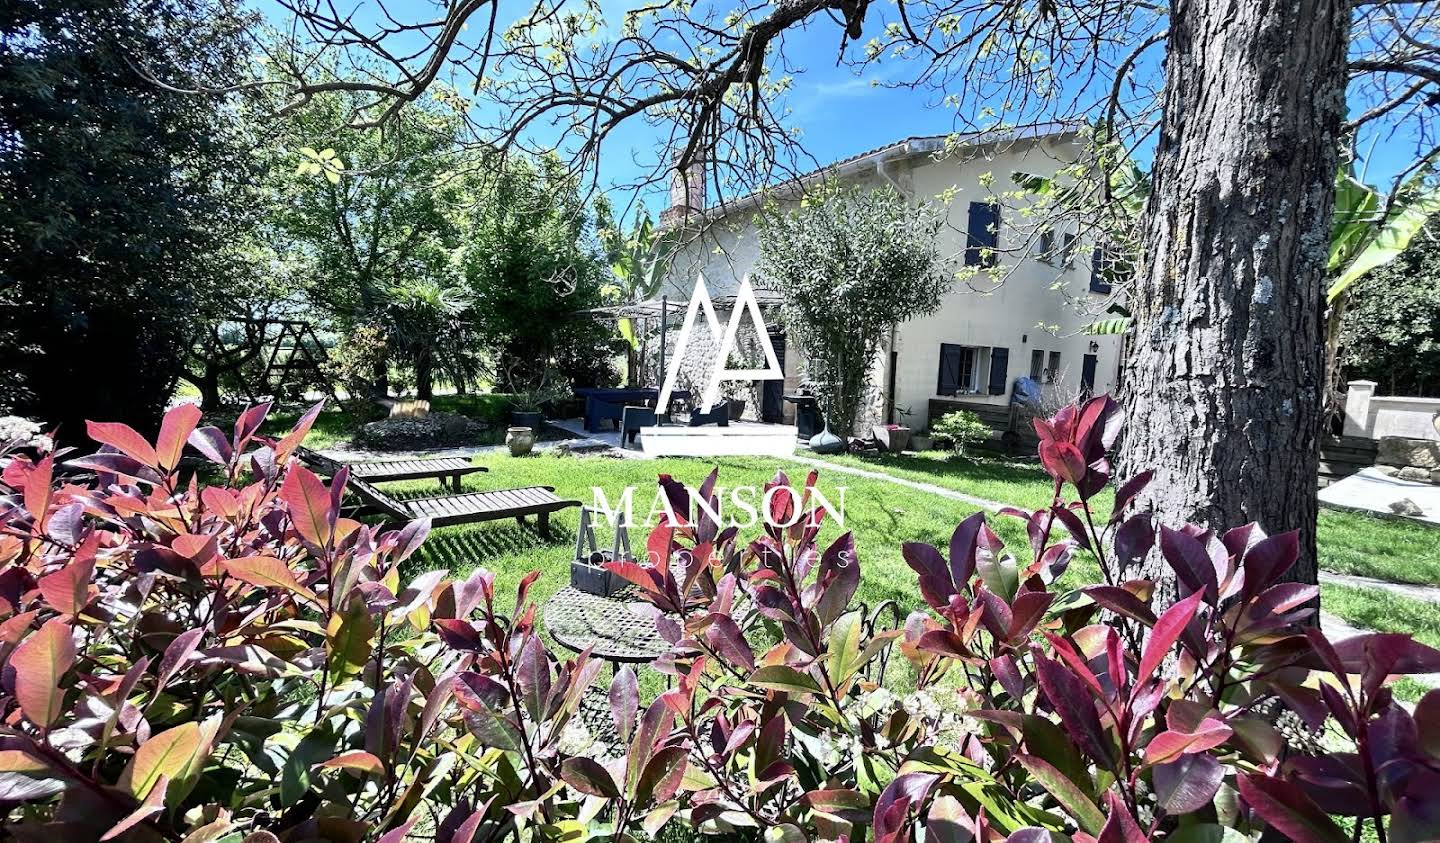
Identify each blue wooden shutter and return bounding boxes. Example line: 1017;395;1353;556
965;202;1000;267
988;347;1009;395
937;344;962;394
1090;246;1113;293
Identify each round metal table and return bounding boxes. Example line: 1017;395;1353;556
542;585;671;665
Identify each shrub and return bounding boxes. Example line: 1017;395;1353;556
930;409;991;456
2;395;1439;843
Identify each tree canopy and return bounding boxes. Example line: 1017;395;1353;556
759;184;955;436
0;0;258;436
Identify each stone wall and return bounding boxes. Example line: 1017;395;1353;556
1343;380;1440;441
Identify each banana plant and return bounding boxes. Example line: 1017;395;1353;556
598;206;678;349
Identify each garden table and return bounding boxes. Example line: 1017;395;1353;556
542;585;671;667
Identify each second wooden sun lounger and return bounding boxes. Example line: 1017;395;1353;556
346;474;580;538
299;446;487;492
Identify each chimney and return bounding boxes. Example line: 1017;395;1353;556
660;151;705;228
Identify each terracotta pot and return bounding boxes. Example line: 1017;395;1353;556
506;426;536;457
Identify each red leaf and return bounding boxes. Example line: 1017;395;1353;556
1039;440;1088;485
23;454;52;524
1241;530;1300;599
222;556;320;606
155;403;202;471
1034;652;1113;770
1239;774;1348;843
1096;791;1146;843
1143;717;1232;765
275;400;326;462
86;421;159;467
645;524;674;567
10;618;76;727
376;817;418;843
561;756;621;797
1139;590;1204;681
37;556;94;616
100;774;168;841
1159;526;1218;602
280;465;334;546
157;628;204;690
232;401;271;449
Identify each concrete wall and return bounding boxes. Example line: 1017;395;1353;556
1343;380;1440;441
659;133;1124;435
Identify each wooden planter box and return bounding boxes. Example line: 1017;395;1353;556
571;551;627;597
872;425;912;453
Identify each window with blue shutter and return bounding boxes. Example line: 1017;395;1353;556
964;202;1000;268
987;347;1009;396
937;344;978;395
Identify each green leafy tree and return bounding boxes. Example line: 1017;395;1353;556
465;157;621;395
0;0;258;438
256;81;477;400
758;184;956;437
1340;232;1440;396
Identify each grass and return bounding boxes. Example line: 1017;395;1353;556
385;452;1023;616
811;449;1116;516
1322;582;1440;651
1315;508;1440;586
811;450;1440;588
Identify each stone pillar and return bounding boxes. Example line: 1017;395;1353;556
1343;379;1377;438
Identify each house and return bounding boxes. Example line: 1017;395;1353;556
655;124;1124;437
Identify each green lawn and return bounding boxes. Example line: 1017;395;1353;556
384;453;1021;617
810;450;1440;588
813;450;1115;515
1316;508;1440;585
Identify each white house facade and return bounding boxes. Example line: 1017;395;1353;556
656;125;1124;436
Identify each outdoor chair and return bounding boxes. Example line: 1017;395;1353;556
298;445;487;493
687;401;730;428
620;405;670;449
345;473;580;538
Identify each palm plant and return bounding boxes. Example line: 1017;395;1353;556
385;276;473;400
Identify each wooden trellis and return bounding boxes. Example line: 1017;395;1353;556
250;319;334;402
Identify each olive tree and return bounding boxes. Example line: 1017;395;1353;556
758;185;955;436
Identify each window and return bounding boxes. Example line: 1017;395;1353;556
965;202;1000;268
1090;245;1117;294
1036;229;1056;265
1061;233;1078;268
937;344;980;395
1046;351;1062;384
1030;349;1046;379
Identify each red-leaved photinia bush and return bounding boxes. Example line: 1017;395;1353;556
1;396;1438;843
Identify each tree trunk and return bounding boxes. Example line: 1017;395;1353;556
416;352;434;401
1118;0;1350;596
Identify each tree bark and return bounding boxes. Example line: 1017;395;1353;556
1118;0;1350;596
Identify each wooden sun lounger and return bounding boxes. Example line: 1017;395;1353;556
298;446;487;493
347;474;580;537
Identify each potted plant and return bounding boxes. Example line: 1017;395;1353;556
509;370;568;429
